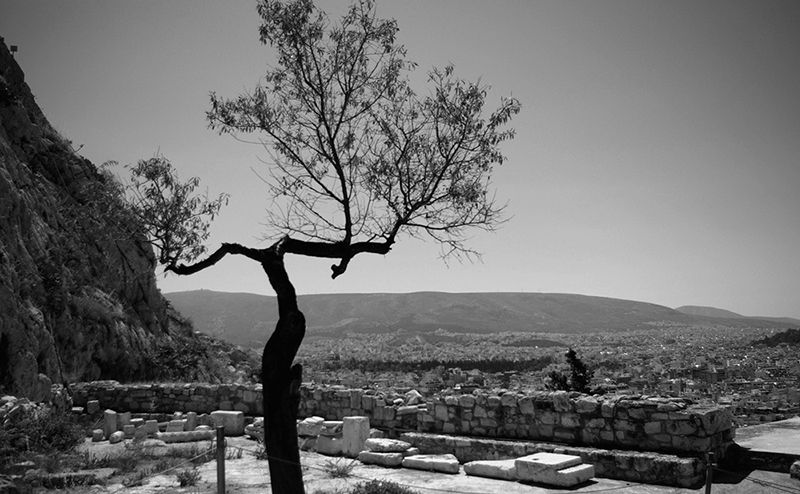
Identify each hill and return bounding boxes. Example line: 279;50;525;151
676;305;800;326
0;41;240;396
674;305;744;319
165;290;792;349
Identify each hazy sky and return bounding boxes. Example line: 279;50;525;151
3;0;799;319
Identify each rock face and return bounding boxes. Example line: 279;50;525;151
0;40;171;396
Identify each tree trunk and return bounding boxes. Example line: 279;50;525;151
261;249;306;494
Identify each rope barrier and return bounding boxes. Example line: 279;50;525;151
102;443;217;494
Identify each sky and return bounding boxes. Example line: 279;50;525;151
2;0;800;319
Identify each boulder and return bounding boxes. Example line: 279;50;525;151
86;400;100;415
364;438;411;453
91;429;104;442
791;460;800;480
108;431;126;444
402;454;460;474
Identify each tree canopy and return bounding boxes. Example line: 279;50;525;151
202;0;519;277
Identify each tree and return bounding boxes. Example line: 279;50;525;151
128;1;519;492
546;347;594;393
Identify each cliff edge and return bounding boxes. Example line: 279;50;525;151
0;39;176;397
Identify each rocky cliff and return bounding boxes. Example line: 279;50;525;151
0;40;182;397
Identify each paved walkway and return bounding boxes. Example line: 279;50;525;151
734;416;800;456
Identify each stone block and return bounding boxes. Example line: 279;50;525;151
458;395;475;408
297;416;325;436
211;410;245;436
86;400;100;415
316;434;344;456
320;420;344;436
166;419;186;433
123;424;135;439
103;410;117;439
343;416;370;458
134;426;148;440
118;411;132;428
130;418;144;428
463;459;517;480
551;391;573;412
358;451;404;467
185;411;198;431
144;420;159;436
402;454;460;474
91;429;104;442
515;453;593;487
156;430;215;443
364;438;411;453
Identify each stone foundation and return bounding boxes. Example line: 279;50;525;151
72;382;734;464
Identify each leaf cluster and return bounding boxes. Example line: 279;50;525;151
124;155;229;269
546;348;594;393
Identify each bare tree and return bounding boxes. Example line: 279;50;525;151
128;1;519;492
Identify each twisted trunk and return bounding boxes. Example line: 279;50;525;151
261;249;305;494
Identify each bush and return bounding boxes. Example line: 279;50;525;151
176;468;201;487
323;458;356;478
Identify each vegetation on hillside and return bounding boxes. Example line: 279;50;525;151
751;328;800;347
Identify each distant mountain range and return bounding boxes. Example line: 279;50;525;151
674;305;800;326
165;290;798;349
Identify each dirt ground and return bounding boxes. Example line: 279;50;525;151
69;435;797;494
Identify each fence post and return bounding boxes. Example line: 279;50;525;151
704;451;714;494
217;425;226;494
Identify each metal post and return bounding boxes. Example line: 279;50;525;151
217;425;226;494
704;451;714;494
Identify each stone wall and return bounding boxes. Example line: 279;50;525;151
72;382;734;459
419;390;735;459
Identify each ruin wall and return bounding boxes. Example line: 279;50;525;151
72;382;734;458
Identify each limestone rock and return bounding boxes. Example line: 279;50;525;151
343;416;370;458
402;454;460;474
0;41;180;399
320;420;343;436
364;438;411;453
358;451;404;467
297;416;325;436
316;434;343;456
211;410;244;436
515;452;594;487
405;389;423;405
464;459;517;480
108;431;126;444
